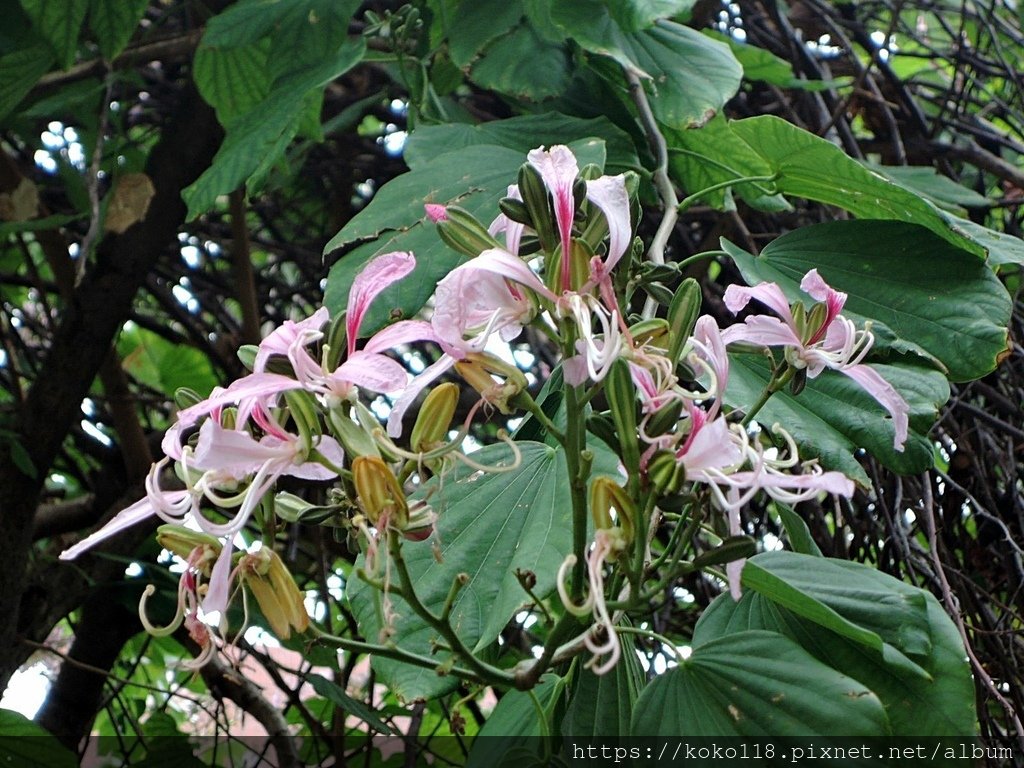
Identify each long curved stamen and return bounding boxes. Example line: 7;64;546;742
139;584;185;637
556;555;593;616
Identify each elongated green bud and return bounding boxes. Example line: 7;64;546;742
174;387;204;410
667;277;702;368
325;310;348;370
647;449;686;496
243;548;309;640
237;345;259;372
156;525;222;563
274;492;338;525
352;456;408;529
499;197;533;226
604;358;640;480
645;398;683;437
327;408;380;458
518;163;556;252
436;205;502;258
629;318;670;348
454;352;528;414
284;389;322;459
692;535;757;569
590;476;636;548
410;382;459;452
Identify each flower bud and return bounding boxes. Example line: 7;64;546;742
518;163;556;252
410;382;459;453
156;525;222;564
352;456;409;528
454;352;528;415
242;548;309;640
590;476;636;552
667;278;702;368
436;205;503;258
424;203;448;222
647;450;686;496
645;398;683;437
604;359;640;479
402;500;437;542
628;318;670;348
498;197;533;226
327;408;381;459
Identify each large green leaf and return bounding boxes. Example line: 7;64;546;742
347;441;619;701
193;40;272;127
466;674;562;767
183;42;365;219
307;673;397;735
323;139;606;334
667;115;790;211
447;0;524;67
117;324;218;398
726;354;948;485
0;43;54;122
723;220;1012;381
562;632;645;737
19;0;86;69
740;552;931;663
941;213;1024;267
729;117;985;257
468;21;572;100
631;630;889;736
403;113;640;174
868;164;991;212
88;0;148;60
550;9;741;128
695;559;977;736
0;709;77;768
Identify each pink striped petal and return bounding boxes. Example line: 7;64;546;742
386;354;456;437
839;364;910;451
723;282;796;328
254;308;329;373
585;175;631;272
528;146;579;287
332;352;409;394
722;315;802;348
60;492;187;560
346;252;416;353
471;248;558;302
364;320;437;353
800;269;847;344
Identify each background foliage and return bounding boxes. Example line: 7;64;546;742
0;0;1021;764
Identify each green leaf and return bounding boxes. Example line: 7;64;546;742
307;673;398;734
940;213;1024;268
738;552;932;664
631;630;889;736
88;0;148;60
448;0;524;67
193;40;272;126
324;139;606;334
667;114;790;212
869;164;991;212
347;441;620;701
117;324;218;399
403;113;641;174
703;30;845;90
726;354;948;485
723;220;1012;381
729;116;986;256
772;502;822;557
183;41;365;218
0;709;78;768
466;674;562;767
695;563;977;737
606;0;696;31
550;10;741;128
468;21;572;100
563;632;644;737
19;0;86;69
0;43;54;122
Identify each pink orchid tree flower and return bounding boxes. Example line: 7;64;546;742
722;269;910;451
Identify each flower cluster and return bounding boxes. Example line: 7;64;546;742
61;144;909;676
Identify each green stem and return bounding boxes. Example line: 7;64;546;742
677;175;778;213
386;536;515;687
309;626;490;684
615;625;687;664
741;366;796;426
668;148;780;197
512;391;566;444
